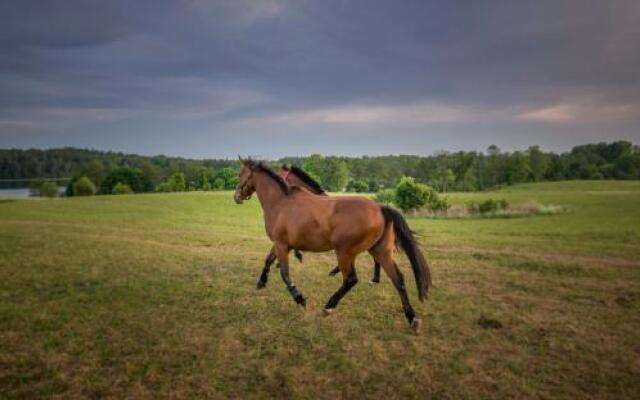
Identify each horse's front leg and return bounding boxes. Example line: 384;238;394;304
257;246;277;289
275;242;306;307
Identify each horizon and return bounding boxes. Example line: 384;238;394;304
1;1;639;158
4;139;638;162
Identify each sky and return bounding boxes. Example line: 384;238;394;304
1;0;639;159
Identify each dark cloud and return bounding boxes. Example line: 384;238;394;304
1;0;639;157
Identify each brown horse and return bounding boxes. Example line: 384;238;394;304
255;165;382;287
234;159;431;330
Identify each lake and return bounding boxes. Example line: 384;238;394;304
0;187;66;199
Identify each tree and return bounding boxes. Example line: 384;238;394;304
80;159;104;187
29;178;46;196
211;177;224;191
346;179;369;192
140;161;162;188
158;172;186;192
302;154;324;183
101;168;151;194
505;151;532;184
320;158;349;191
216;167;239;190
302;155;349;192
73;176;96;196
431;167;456;192
195;168;215;190
527;146;550;182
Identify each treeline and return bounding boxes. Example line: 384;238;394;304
289;141;640;192
1;141;639;195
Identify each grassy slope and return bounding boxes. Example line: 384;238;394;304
1;181;639;398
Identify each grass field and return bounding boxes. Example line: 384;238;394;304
1;180;639;399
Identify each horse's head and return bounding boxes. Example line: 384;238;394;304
234;158;256;204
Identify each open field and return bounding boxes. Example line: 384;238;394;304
1;180;639;399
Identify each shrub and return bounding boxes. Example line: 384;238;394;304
430;196;451;212
39;181;59;198
346;179;369;193
373;189;395;205
112;182;133;195
394;177;429;212
156;182;172;192
479;199;498;214
467;198;508;215
73;176;96;196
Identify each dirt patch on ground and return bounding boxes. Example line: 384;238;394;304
477;316;503;329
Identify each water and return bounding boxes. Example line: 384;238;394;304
0;187;66;199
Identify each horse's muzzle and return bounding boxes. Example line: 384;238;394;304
234;191;251;204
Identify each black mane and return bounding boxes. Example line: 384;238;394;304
289;165;327;195
245;159;290;195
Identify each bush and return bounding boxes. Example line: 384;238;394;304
156;182;172;192
346;179;369;193
394;176;431;212
373;189;395;205
430;196;451;212
112;182;133;195
39;181;59;198
467;199;508;215
73;176;96;196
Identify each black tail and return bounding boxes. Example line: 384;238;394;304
380;206;432;301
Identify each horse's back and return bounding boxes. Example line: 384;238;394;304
275;192;384;253
328;196;385;252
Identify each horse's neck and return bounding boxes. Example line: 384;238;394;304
287;175;307;191
254;173;287;219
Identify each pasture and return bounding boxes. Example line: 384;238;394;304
1;180;639;398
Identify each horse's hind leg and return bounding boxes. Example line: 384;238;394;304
330;257;379;283
374;249;420;331
370;260;381;284
324;252;358;314
257;246;277;289
275;242;306;307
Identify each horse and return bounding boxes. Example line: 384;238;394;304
234;158;432;330
256;165;382;286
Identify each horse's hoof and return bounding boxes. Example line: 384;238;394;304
410;318;422;333
256;280;266;289
322;308;333;317
295;294;307;308
368;279;380;285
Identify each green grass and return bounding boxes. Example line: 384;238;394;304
1;180;639;398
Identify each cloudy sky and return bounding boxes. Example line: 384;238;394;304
1;0;639;158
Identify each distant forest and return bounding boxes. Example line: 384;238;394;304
1;141;639;194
